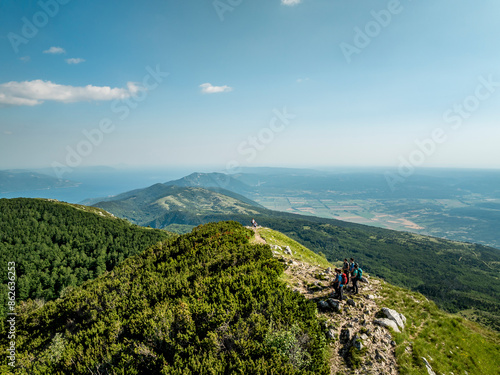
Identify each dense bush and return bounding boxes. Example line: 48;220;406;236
0;198;172;330
1;221;329;374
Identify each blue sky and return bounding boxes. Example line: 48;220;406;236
1;0;500;176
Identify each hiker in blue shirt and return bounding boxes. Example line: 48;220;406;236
351;263;362;295
349;258;355;274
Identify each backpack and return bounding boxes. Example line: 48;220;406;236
341;273;347;286
357;268;363;280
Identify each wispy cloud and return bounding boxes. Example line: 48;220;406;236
0;80;140;107
43;46;66;54
66;58;85;65
199;83;233;94
19;56;30;63
281;0;301;6
3;130;13;135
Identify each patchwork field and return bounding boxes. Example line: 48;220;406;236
254;196;500;249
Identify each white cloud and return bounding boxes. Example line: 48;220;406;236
3;130;13;135
296;78;309;83
66;58;85;65
199;83;233;94
43;46;66;54
281;0;301;5
19;56;30;63
0;80;141;107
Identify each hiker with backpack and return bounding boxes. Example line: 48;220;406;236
349;258;355;275
348;258;355;290
351;263;363;295
332;268;346;301
342;258;350;286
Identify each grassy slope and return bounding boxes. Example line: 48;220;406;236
257;228;331;269
379;280;500;375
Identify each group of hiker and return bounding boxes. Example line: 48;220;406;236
331;258;363;301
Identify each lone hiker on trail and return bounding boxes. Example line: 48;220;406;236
251;218;258;228
352;263;362;295
332;268;344;301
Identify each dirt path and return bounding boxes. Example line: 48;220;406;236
247;226;267;244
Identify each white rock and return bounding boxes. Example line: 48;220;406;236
374;318;401;333
382;307;406;330
421;357;436;375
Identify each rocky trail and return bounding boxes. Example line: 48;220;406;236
251;227;406;375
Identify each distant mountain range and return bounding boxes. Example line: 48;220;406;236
0;170;78;193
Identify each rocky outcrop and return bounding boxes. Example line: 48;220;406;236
382;307;406;330
374;318;401;333
373;307;406;333
317;298;341;313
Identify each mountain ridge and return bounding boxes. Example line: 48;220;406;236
0;170;78;194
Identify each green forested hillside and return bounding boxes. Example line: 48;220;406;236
2;222;329;374
0;198;173;327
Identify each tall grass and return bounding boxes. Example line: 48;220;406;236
379;280;500;374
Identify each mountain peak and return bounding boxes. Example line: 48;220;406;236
164;172;252;195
